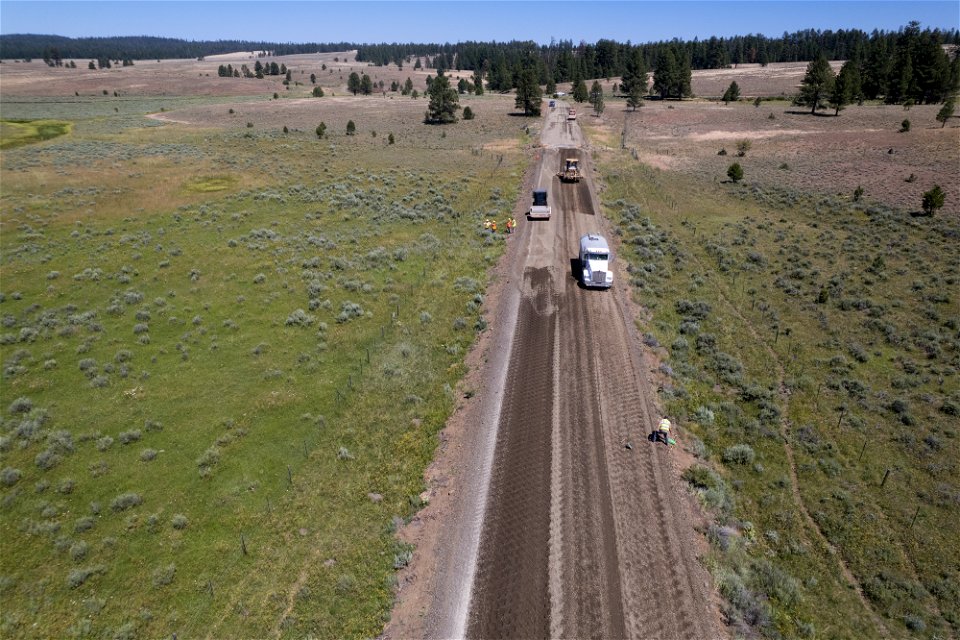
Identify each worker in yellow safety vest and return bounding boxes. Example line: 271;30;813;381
657;418;671;445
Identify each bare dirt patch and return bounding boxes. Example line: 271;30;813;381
608;100;959;216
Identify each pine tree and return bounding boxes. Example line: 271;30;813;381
653;47;679;99
862;37;889;100
572;77;588;103
472;69;484;95
515;67;543;116
424;70;460;124
722;81;741;103
798;54;835;114
830;60;858;115
679;51;693;98
589;80;605;116
626;83;644;111
310;73;316;84
936;99;955;127
402;77;413;95
348;72;361;95
727;162;744;183
545;73;557;97
921;184;945;216
620;48;647;97
360;73;373;95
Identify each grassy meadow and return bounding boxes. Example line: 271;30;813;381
0;92;524;638
591;129;959;638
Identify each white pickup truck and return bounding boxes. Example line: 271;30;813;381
579;233;613;288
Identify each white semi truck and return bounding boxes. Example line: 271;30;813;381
579;233;613;288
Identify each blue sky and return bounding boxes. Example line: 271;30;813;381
1;1;957;44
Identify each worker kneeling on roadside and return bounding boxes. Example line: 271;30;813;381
657;417;671;445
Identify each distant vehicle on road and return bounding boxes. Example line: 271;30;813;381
579;233;613;288
549;100;556;108
567;108;577;121
528;189;551;219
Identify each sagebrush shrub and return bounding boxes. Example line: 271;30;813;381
110;492;142;512
723;444;756;465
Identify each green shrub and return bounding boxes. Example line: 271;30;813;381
110;492;142;512
1;467;21;487
723;444;756;465
727;163;744;183
682;465;720;489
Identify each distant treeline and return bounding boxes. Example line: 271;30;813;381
2;23;957;104
0;34;353;61
356;23;959;103
354;25;959;79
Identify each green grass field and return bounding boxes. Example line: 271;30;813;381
597;152;959;639
0;95;523;638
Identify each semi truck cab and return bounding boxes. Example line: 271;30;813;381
579;233;613;288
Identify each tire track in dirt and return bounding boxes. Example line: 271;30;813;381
465;110;724;640
555;156;718;640
466;266;556;639
554;217;626;637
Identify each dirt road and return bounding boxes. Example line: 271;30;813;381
392;105;723;640
465;105;721;639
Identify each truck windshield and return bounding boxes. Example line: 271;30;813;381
588;252;608;261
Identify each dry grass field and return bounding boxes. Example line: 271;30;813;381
0;51;464;99
587;99;958;217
